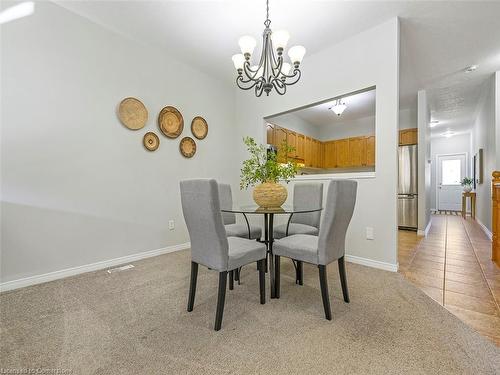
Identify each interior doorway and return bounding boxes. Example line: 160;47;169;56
436;153;466;211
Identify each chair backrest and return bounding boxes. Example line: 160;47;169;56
317;180;357;265
218;183;236;225
291;182;323;229
180;179;229;271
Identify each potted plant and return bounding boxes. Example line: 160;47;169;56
240;136;298;208
461;177;474;193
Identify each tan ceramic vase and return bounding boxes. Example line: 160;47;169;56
253;182;288;208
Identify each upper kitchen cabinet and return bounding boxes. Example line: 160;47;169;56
399;128;418;145
266;123;275;145
366;136;376;166
348;136;367;167
335;139;350;168
296;133;305;160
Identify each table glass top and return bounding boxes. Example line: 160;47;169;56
221;205;323;214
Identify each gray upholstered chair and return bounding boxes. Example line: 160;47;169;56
274;182;323;285
218;183;262;240
180;179;267;331
273;180;357;320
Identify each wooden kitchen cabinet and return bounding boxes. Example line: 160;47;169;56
399;128;418;145
335;139;350;168
366;136;375;166
274;126;287;163
349;137;367;167
266;123;275;145
323;141;336;168
296;133;305;160
287;130;297;158
304;137;312;167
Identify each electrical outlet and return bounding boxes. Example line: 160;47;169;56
168;220;175;230
366;227;374;240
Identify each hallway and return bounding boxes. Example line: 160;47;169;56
398;215;500;346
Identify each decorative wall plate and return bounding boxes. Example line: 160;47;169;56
143;132;160;151
158;106;184;138
118;97;148;130
179;137;196;158
191;116;208;139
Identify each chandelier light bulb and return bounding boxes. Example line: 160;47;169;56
281;62;292;76
288;45;306;66
238;35;257;57
272;30;290;53
232;54;245;71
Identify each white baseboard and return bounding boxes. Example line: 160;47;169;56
417;219;432;237
345;254;398;272
475;218;492;240
0;242;190;293
1;242;398;292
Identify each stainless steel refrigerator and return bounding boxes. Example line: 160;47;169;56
398;145;418;230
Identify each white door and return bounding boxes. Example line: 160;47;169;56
437;154;466;211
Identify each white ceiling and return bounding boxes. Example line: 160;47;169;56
292;89;376;127
55;1;500;137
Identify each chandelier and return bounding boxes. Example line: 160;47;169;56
231;0;305;97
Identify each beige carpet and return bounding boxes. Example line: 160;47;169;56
1;250;499;374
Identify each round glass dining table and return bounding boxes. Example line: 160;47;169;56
221;205;323;298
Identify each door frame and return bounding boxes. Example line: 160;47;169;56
435;152;468;211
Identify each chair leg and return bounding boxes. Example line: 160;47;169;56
214;271;228;331
258;259;266;304
318;265;332;320
229;270;234;290
187;262;198;312
275;255;281;298
338;256;350;303
296;260;303;285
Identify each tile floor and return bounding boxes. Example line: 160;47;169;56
398;214;500;346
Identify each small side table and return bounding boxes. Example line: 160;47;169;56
462;191;476;219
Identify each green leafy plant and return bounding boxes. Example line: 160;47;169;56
240;136;298;189
461;177;474;187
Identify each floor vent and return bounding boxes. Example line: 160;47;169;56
107;264;135;274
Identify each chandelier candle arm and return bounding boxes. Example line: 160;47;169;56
232;0;305;97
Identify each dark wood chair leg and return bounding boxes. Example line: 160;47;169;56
235;267;240;285
229;270;234;290
338;256;350;303
318;265;332;320
296;260;303;285
187;262;198;312
275;255;281;298
258;259;266;304
214;271;228;331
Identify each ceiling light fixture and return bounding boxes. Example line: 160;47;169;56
0;1;34;25
330;99;347;116
232;0;305;97
464;65;478;73
442;131;455;138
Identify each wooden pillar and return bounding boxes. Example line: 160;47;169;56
492;172;500;264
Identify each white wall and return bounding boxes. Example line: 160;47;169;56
430;133;472;210
0;2;240;283
417;90;431;234
471;73;497;231
316;115;375;141
399;106;417;130
235;18;400;268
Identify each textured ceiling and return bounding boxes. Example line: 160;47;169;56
53;1;500;136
